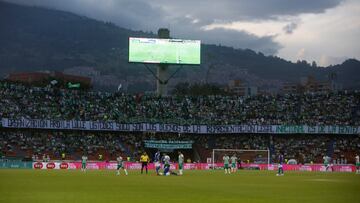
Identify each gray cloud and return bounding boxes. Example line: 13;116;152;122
283;22;299;34
3;0;344;55
155;0;344;24
174;26;282;55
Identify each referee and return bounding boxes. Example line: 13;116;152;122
140;152;150;174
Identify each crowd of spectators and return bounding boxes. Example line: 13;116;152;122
191;134;360;164
1;130;359;164
0;130;196;161
0;130;131;161
1;82;359;164
1;81;359;125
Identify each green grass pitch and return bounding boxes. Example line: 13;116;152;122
1;169;359;203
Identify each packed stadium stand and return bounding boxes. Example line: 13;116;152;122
1;82;359;125
1;81;360;164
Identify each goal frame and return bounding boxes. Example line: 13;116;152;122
211;149;270;170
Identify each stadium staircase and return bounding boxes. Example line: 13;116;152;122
327;140;335;157
192;137;216;162
118;141;132;158
269;146;275;164
193;147;201;163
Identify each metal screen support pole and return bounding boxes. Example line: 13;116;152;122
163;65;183;84
144;63;163;84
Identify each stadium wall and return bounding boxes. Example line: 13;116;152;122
0;160;32;169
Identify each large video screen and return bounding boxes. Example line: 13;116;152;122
129;37;201;65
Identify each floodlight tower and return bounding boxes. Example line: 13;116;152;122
157;28;170;96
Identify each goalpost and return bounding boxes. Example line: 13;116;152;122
212;149;270;170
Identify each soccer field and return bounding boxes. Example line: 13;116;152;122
0;170;359;203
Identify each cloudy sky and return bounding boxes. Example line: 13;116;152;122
5;0;360;66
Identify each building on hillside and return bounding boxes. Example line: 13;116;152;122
226;80;258;96
6;72;49;84
6;71;91;88
64;66;126;91
282;75;342;94
63;66;100;79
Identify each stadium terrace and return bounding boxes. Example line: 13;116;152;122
1;82;359;126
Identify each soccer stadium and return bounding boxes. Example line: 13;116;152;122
1;81;360;202
1;1;360;203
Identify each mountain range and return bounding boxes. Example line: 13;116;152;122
1;1;359;92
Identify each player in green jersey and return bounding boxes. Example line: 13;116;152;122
230;154;238;173
81;154;87;172
178;151;184;175
223;154;230;174
116;155;128;176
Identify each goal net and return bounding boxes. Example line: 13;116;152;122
212;149;270;170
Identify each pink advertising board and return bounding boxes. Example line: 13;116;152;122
32;162;356;172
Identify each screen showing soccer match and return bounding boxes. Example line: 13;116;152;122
129;37;201;65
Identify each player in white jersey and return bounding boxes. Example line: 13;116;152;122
116;155;128;176
355;154;360;174
160;154;178;176
163;154;171;176
323;155;331;172
178;151;184;175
